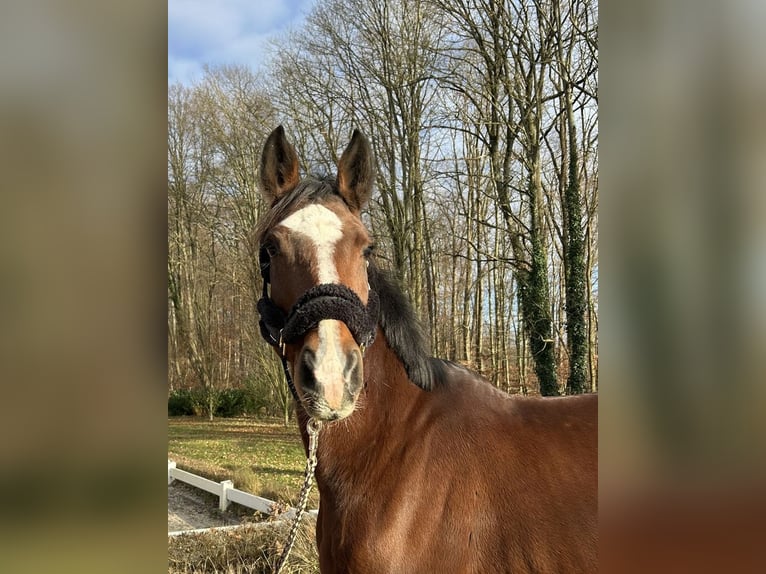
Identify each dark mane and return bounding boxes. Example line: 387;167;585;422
367;262;445;391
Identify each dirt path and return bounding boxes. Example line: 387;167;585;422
168;482;242;533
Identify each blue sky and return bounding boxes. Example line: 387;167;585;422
168;0;316;86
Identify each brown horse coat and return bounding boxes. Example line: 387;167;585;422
305;336;598;573
257;126;598;573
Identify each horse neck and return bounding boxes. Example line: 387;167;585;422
297;332;421;487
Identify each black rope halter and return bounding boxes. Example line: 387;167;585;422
256;245;379;401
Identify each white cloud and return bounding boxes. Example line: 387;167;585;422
168;57;205;87
169;0;314;85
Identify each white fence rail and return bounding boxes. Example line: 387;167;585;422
168;460;317;519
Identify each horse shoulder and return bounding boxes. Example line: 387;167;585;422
424;370;598;571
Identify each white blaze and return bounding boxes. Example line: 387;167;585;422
280;204;344;283
279;204;346;407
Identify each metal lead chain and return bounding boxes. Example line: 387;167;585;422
274;418;322;574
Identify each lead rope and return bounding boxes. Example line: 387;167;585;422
273;418;322;574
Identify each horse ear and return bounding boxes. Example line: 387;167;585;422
260;125;300;205
336;129;374;213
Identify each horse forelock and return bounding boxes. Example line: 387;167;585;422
255;175;339;244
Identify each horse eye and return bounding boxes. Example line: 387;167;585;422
263;240;280;258
363;244;375;259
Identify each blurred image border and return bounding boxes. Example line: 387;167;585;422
0;0;764;572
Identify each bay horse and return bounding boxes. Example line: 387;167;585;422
256;126;598;573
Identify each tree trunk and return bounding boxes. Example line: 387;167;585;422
563;109;588;395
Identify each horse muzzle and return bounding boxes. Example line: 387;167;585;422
296;320;364;420
257;278;379;420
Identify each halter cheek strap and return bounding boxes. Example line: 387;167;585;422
257;246;380;401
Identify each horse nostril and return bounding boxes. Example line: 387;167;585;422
299;349;318;390
302;348;316;369
343;350;361;385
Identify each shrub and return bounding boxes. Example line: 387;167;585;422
215;388;248;417
242;375;275;415
168;380;287;418
168;389;203;416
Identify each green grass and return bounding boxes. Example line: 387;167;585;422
168;416;317;507
169;416;320;572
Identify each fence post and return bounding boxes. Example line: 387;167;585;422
168;460;177;485
219;480;233;512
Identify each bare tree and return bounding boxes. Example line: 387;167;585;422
168;84;221;419
168;70;296;421
168;0;599;404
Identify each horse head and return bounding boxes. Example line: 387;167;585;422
257;126;377;421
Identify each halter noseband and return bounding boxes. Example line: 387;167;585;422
256;245;380;400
